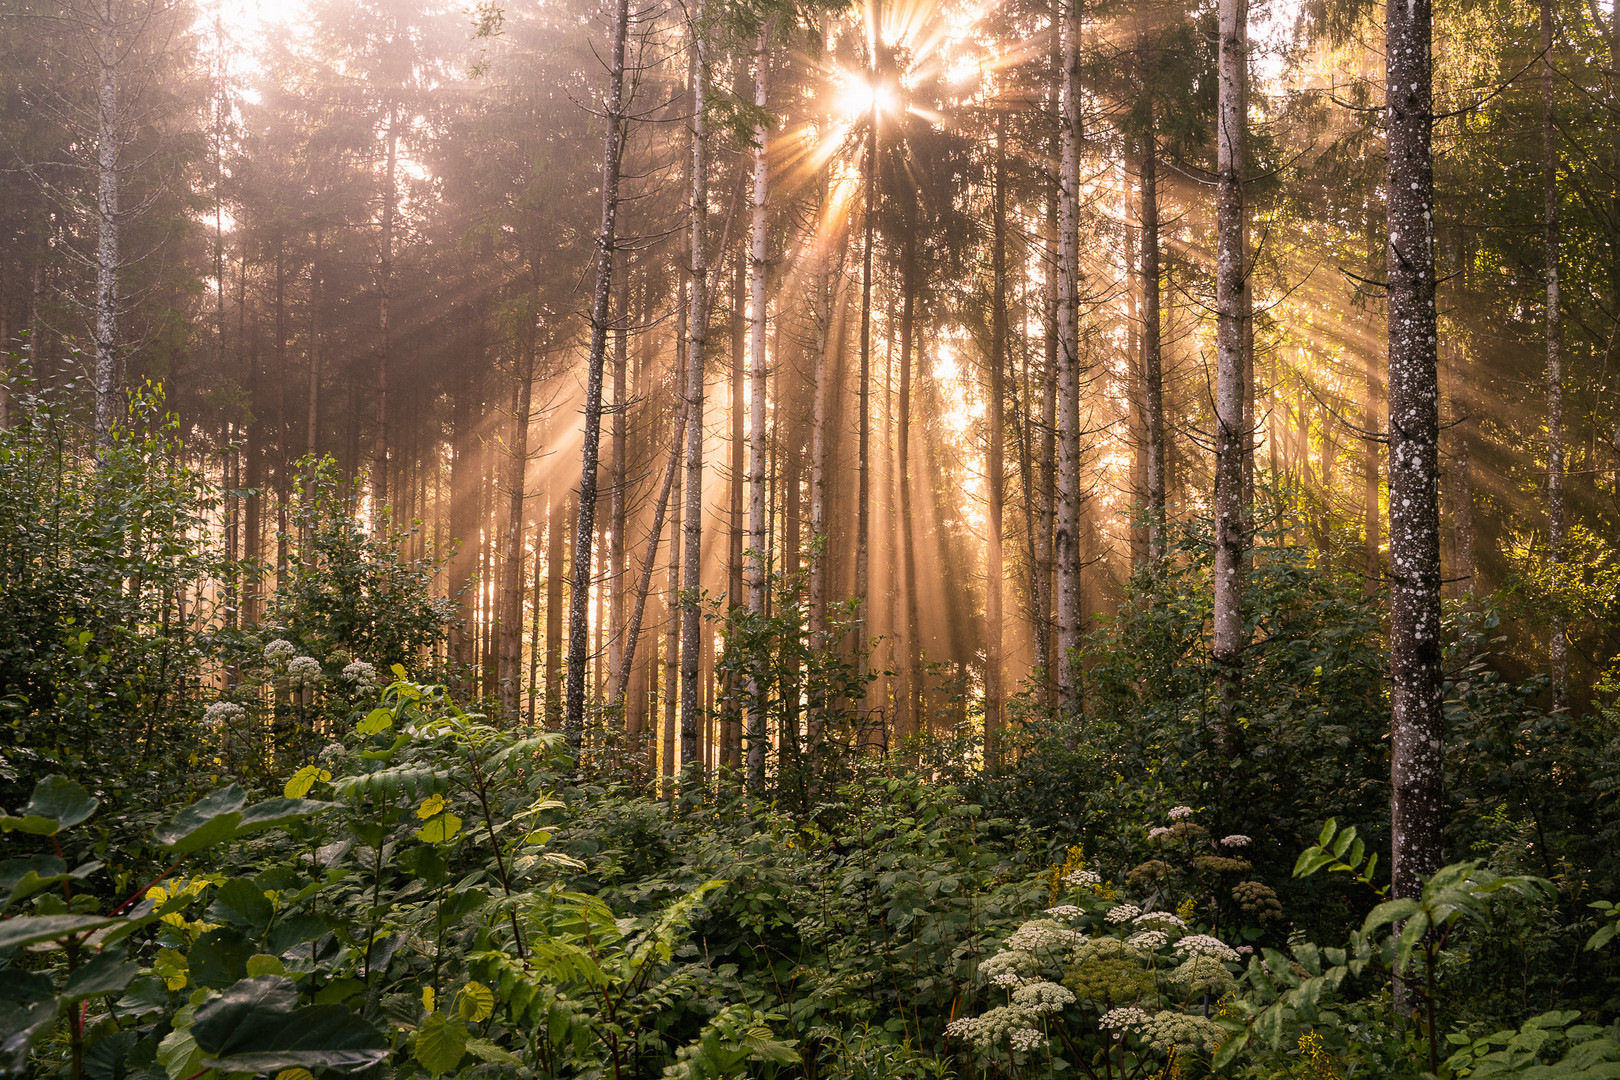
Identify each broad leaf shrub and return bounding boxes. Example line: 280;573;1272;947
0;680;799;1079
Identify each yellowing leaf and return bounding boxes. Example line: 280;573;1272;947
417;794;446;820
456;981;494;1023
283;765;332;799
415;813;462;845
391;663;408;680
422;986;436;1014
275;1069;316;1080
246;953;285;977
153;947;189;991
357;708;394;736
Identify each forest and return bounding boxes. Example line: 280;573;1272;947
2;0;1620;1074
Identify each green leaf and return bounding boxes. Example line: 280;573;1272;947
0;775;98;836
189;928;257;989
208;878;275;935
415;812;462;844
414;1012;469;1077
155;786;248;855
192;975;390;1074
0;914;125;950
283;766;331;799
61;952;138;1003
357;708;394;735
0;971;59;1075
237;798;331;836
0;855;68;909
1293;848;1337;879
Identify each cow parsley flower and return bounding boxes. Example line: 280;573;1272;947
1168;805;1195;820
1220;834;1252;847
340;660;378;688
263;638;296;662
1007;919;1082;953
1045;904;1082;920
1126;929;1169;951
1147;826;1174;840
1099;1006;1151;1033
1104;904;1141;924
1134;910;1186;930
980;949;1040;986
287;656;322;687
1063;868;1101;888
1011;981;1075;1014
1176;934;1239;962
1171;954;1237;995
944;1005;1039;1048
1139;1010;1225;1054
202;702;245;725
1008;1028;1044;1053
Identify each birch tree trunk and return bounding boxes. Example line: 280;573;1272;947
746;28;771;790
1542;0;1567;710
564;0;633;749
1385;0;1445;911
1211;0;1250;716
1053;0;1084;701
680;6;711;779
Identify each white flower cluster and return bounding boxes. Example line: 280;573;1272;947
1045;904;1082;920
1171;954;1237;995
202;701;245;725
1176;934;1239;962
945;1005;1040;1049
1007;919;1082;953
979;949;1039;986
287;655;322;686
1063;868;1101;888
1139;1010;1225;1054
1134;910;1186;930
1011;981;1075;1014
1103;904;1141;924
1126;929;1169;951
1168;805;1195;819
1009;1028;1044;1053
1099;1006;1151;1033
263;638;296;662
340;660;378;687
1147;826;1173;840
1220;834;1252;847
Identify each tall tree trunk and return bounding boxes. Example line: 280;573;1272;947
500;326;535;720
93;0;119;461
613;401;690;706
1212;0;1250;718
1054;0;1084;701
854;69;877;677
895;225;918;741
1542;0;1568;709
1364;209;1383;590
609;259;629;700
985;117;1007;761
746;28;771;790
1140;124;1166;566
308;230;322;463
564;0;633;750
546;488;566;725
1385;0;1444;916
374;107;397;525
726;255;745;773
680;8;711;780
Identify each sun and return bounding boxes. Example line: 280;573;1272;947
833;70;898;121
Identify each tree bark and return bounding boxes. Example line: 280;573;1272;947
1053;0;1084;701
374;105;398;527
746;28;771;790
500;324;535;721
564;0;633;749
1140;125;1166;566
1212;0;1250;718
1385;0;1445;912
92;0;119;461
680;7;711;780
1542;0;1567;709
986;116;1007;761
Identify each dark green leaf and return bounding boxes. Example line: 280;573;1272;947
207;879;274;935
0;855;68;909
192;976;389;1074
189;928;256;989
0;971;59;1075
154;786;247;855
0;914;125;950
61;952;138;1003
0;776;98;837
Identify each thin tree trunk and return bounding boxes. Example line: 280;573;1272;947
1054;0;1084;701
896;225;918;742
854;71;877;677
546;489;566;725
680;8;711;780
1212;0;1250;719
93;0;119;460
1140;125;1166;566
500;326;535;720
746;28;771;790
563;0;633;750
610;259;629;699
613;401;690;706
1542;0;1567;709
1364;209;1383;590
374;106;397;525
985;117;1007;762
1385;0;1444;918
